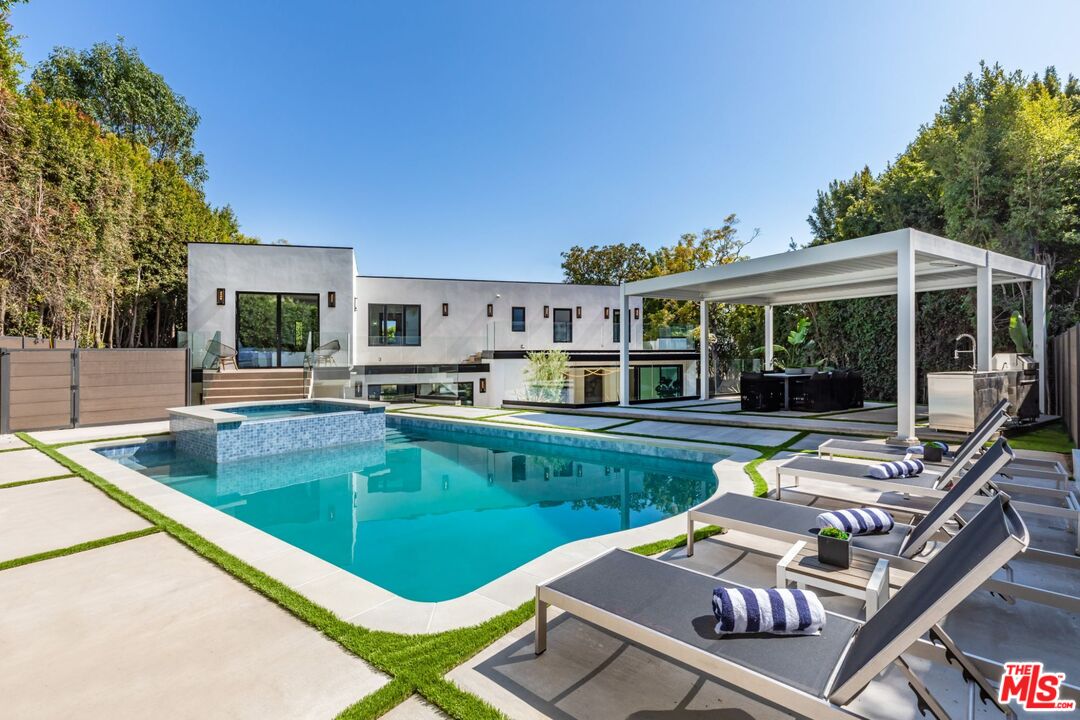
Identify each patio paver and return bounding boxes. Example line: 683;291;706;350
609;419;796;447
491;412;631;431
27;420;170;445
0;434;28;451
788;432;874;451
383;695;449;720
402;406;520;420
0;533;386;720
0;477;151;562
0;448;69;483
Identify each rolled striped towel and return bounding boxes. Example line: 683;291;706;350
867;458;924;479
712;587;826;636
817;507;895;535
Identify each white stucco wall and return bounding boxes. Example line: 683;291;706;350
352;276;643;366
187;243;356;357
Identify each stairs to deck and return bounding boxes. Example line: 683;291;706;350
202;369;307;404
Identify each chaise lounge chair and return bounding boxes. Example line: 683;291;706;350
537;496;1032;720
816;399;1068;487
777;438;1079;554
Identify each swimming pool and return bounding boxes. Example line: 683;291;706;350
108;424;719;601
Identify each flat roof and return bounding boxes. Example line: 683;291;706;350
357;275;619;288
624;228;1045;305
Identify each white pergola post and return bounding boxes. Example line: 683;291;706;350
699;300;709;400
764;305;774;371
619;284;630;407
894;237;918;445
976;264;993;371
1032;272;1047;414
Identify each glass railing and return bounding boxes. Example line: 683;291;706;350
642;323;698;350
178;330;352;371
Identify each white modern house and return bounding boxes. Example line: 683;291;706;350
186;243;702;407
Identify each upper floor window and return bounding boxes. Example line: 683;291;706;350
612;309;621;343
511;306;526;332
368;304;420;346
553;308;572;343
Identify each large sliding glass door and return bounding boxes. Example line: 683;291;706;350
236;292;319;368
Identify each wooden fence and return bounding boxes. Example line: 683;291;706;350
1050;323;1080;447
0;348;188;433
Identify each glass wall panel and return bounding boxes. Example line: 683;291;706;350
368;304;421;346
633;364;683;400
235;292;319;368
553;308;572;343
236;292;279;368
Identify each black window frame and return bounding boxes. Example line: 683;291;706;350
612;309;621;343
552;307;573;343
368;303;422;346
235;291;320;368
511;306;526;332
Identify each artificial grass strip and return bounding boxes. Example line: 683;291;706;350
0;527;161;572
744;431;810;497
336;678;416;720
0;473;76;490
1006;421;1076;454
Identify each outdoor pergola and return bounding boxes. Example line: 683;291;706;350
618;228;1048;442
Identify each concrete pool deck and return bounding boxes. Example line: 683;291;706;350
64;419;759;634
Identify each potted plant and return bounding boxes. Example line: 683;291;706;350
922;441;945;463
816;526;851;568
785;318;817;374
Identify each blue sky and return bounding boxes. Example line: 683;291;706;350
12;0;1080;280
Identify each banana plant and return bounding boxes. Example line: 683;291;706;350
751;317;818;369
1008;311;1031;354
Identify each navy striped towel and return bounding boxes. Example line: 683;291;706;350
712;587;826;636
867;458;924;479
817;507;895;535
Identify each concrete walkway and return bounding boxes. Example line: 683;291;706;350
0;445;386;719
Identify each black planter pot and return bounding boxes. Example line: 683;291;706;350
816;532;851;568
923;446;943;463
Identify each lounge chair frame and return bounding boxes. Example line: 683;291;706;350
536;498;1030;720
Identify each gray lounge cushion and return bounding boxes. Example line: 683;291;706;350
546;549;858;697
695;493;910;556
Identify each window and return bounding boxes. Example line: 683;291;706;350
553;308;572;343
368;304;421;346
236;292;319;368
612;309;621;343
632;365;683;401
511;306;526;332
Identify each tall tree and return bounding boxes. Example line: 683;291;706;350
560;242;652;285
32;38;206;186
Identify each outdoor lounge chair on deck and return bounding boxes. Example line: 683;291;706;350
537;496;1030;720
816;399;1068;487
689;439;1016;569
777;439;1079;554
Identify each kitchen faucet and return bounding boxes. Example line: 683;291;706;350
954;333;976;369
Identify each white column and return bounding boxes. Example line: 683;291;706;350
1032;273;1047;414
764;305;774;371
619;285;630;407
976;264;993;371
699;299;709;400
894;238;917;444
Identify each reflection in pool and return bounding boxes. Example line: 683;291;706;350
109;425;720;601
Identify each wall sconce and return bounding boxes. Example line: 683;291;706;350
486;303;493;317
327;291;336;308
442;303;449;317
479;378;487;393
604;307;610;320
543;305;550;318
576;306;582;319
634;307;640;320
216;288;226;306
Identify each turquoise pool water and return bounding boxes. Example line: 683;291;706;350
225;402;355;420
110;426;719;601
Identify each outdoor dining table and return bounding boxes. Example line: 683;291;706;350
763;372;814;410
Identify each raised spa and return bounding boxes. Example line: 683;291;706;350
168;399;385;463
